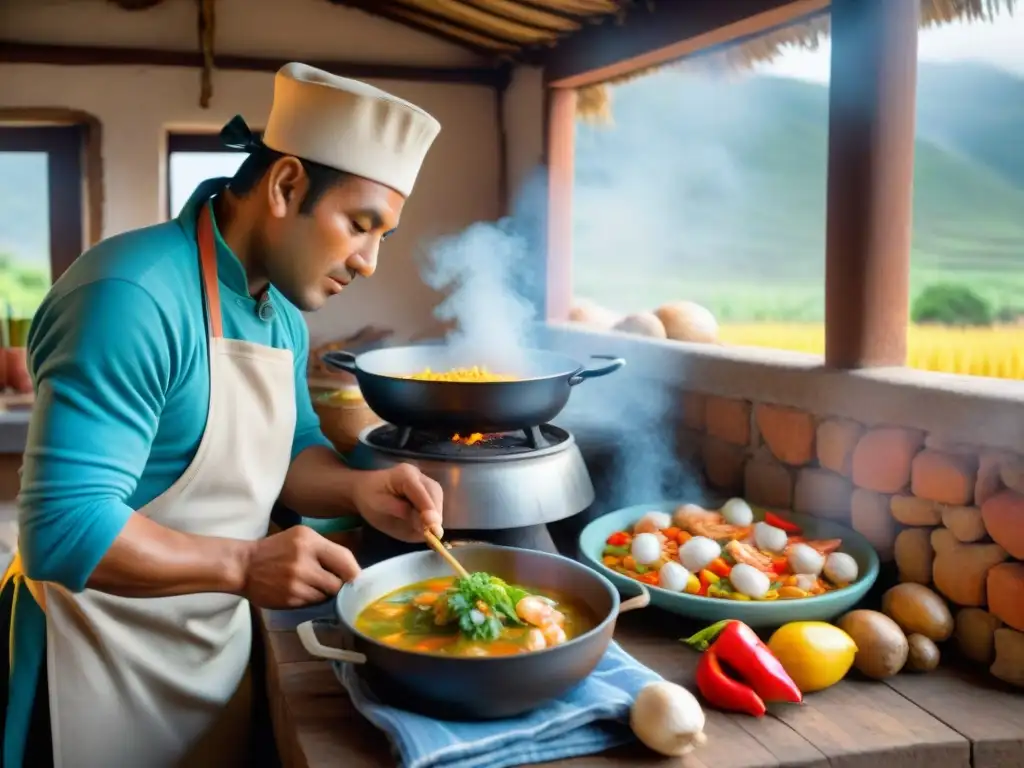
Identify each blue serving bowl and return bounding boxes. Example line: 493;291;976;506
578;501;879;629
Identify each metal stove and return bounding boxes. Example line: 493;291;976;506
347;422;594;565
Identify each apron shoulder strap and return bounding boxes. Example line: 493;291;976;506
197;204;225;339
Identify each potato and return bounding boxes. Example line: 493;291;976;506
837;610;909;680
905;634;940;672
881;583;954;642
568;299;621;330
654;301;718;343
613;312;667;338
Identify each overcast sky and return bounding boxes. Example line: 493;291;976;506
755;8;1023;82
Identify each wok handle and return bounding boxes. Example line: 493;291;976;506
617;584;651;615
296;620;367;664
567;355;626;386
321;350;359;374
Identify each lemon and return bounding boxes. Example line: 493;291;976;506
767;621;858;693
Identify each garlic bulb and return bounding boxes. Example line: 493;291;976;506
720;498;754;526
630;681;707;756
631;533;662;566
678;536;721;573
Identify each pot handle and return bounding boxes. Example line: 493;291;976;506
567;355;626;386
617;584;651;615
321;350;359;375
296;620;367;664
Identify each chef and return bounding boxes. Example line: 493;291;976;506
0;63;444;767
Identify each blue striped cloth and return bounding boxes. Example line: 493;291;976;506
334;640;661;768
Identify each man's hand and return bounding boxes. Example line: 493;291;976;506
243;525;361;609
352;464;444;543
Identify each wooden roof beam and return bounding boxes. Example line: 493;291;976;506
454;0;584;32
0;41;507;86
543;0;829;87
389;0;562;42
330;0;521;55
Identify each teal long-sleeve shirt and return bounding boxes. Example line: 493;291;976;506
3;177;333;767
19;177;331;588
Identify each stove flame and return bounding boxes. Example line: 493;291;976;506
451;432;487;445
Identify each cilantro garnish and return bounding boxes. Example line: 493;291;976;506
441;572;529;642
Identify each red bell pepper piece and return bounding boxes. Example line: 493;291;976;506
606;531;630;547
711;621;803;703
764;511;802;535
707;557;732;578
695;648;766;717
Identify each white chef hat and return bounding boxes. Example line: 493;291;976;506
262;63;441;197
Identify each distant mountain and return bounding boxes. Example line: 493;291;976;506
916;62;1024;190
574;62;1024;319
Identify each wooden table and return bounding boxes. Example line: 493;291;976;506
259;603;1024;768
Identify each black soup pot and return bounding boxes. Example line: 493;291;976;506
296;545;650;720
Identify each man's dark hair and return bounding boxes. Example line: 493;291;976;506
228;145;351;215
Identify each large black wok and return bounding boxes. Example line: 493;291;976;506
295;545;650;720
321;345;625;433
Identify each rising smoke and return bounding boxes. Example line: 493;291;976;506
417;168;708;511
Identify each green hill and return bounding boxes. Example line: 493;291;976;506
574;63;1024;322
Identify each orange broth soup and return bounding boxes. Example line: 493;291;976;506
354;576;597;657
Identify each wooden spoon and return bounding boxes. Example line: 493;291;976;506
424;528;471;580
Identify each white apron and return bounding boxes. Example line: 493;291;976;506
17;203;297;767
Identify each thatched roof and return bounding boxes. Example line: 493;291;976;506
106;0;1014;118
577;0;1017;121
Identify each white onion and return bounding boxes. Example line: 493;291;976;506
659;562;691;593
634;511;672;534
730;563;771;599
788;543;825;575
630;681;707;756
823;552;859;585
754;522;788;553
678;536;721;573
631;533;662;566
720;498;754;526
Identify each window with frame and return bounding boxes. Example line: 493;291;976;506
568;9;1023;380
0;124;85;320
166;132;259;219
570;22;830;359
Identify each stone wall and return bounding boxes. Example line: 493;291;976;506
682;392;1023;688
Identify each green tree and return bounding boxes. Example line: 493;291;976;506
911;283;993;326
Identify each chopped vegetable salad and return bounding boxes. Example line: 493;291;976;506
600;500;861;601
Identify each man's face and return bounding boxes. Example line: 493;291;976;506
258;157;406;311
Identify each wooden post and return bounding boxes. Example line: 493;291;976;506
545;87;576;323
824;0;919;368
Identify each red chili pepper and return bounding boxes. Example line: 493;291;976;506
711;621;803;703
764;511;802;535
695;648;766;717
606;531;630;547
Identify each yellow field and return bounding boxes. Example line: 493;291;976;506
718;324;1024;379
